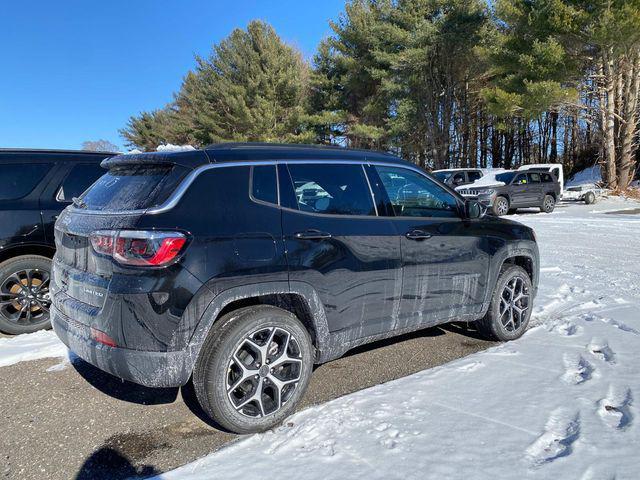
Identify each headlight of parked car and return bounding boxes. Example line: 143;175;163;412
478;189;495;195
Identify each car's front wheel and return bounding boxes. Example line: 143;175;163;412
476;265;532;341
541;194;556;213
492;196;509;216
0;255;52;335
193;305;314;434
584;191;596;204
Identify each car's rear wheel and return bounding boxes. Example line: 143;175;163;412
0;255;52;335
584;191;596;204
476;265;532;341
541;194;556;213
193;305;314;434
492;196;509;216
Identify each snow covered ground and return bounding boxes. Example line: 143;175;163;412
155;197;640;480
0;330;67;367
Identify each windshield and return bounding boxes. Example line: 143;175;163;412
495;172;516;184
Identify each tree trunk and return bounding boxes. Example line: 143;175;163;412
617;52;640;188
601;53;618;188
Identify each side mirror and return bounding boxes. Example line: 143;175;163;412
465;199;484;219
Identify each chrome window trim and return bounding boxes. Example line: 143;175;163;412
70;159;460;216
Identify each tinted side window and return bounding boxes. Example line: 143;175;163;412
528;172;541;183
514;174;528;185
57;163;105;202
541;173;553;183
286;163;375;216
251;165;278;205
375;166;458;218
468;171;482;182
0;163;52;200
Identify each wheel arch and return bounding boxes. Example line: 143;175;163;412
0;243;55;265
478;243;539;319
183;281;330;372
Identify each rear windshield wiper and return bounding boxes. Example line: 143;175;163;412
72;197;87;209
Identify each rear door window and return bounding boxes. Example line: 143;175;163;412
251;165;278;205
79;164;189;211
56;163;105;202
0;163;52;200
528;172;541;183
286;163;375;216
541;173;553;183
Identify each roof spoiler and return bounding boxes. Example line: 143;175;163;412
100;150;212;170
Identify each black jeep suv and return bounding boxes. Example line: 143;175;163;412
0;149;114;334
457;170;561;216
51;143;539;434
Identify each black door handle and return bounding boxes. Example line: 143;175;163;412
294;229;332;240
405;229;432;240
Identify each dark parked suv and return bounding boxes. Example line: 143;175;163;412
457;170;561;216
0;149;114;334
51;144;539;433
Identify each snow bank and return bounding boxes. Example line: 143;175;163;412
156;198;640;480
567;165;602;187
156;144;196;152
0;330;68;367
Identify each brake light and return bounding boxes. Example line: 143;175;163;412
90;230;187;267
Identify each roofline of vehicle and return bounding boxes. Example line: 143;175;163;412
0;148;119;155
204;142;401;158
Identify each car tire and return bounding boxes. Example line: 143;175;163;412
193;305;314;434
0;255;52;335
476;265;532;341
541;194;556;213
492;196;509;216
584;191;596;204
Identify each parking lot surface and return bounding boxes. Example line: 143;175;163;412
1;325;493;480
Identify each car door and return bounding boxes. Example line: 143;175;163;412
372;165;489;329
510;173;529;206
280;162;402;339
527;172;543;205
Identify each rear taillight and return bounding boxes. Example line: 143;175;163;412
90;230;187;267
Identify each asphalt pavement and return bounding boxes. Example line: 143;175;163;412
1;324;494;480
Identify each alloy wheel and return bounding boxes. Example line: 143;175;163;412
226;326;303;418
0;269;51;326
544;196;555;211
497;198;509;215
499;275;529;332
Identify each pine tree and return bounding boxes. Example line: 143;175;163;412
121;21;309;150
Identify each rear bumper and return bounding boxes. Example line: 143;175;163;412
51;305;194;388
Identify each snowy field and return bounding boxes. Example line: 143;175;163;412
156;197;640;480
1;197;638;479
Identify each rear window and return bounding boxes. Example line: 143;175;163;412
79;164;189;211
0;163;52;200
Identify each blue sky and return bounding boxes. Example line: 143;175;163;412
0;0;345;151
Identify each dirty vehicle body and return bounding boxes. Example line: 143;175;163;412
0;149;114;334
51;144;539;433
457;170;562;216
432;168;484;188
